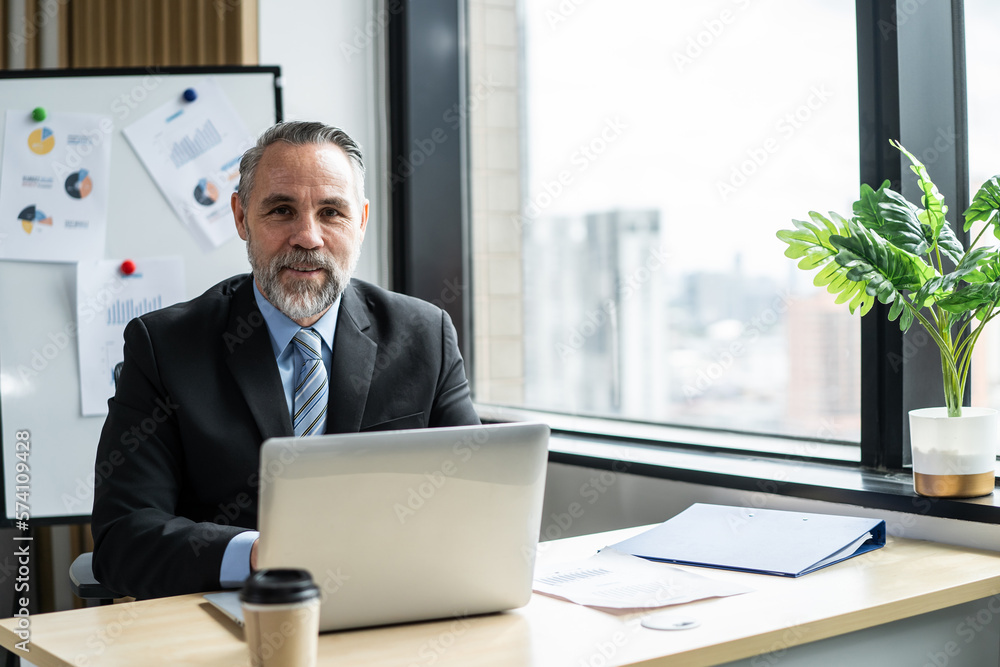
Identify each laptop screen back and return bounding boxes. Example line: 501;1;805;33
256;422;549;631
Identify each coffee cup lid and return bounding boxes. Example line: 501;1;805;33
240;569;320;604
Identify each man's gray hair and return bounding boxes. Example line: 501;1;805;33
237;121;366;211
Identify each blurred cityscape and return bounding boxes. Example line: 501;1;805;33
522;209;861;441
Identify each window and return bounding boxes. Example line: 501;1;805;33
469;0;861;443
396;1;977;470
966;0;1000;413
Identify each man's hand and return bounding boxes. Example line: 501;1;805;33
251;538;259;571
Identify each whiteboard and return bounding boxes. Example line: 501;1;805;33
0;67;281;523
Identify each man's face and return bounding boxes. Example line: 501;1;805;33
232;142;369;326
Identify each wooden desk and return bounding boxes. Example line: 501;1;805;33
3;526;1000;667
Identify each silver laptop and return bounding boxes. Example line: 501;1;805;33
253;421;549;632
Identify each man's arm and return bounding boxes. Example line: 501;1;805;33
91;317;250;598
429;310;480;427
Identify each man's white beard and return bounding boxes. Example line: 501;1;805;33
247;235;360;321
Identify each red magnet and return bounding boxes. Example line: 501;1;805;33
120;259;136;275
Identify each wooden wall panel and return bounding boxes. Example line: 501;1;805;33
0;1;7;70
5;0;259;70
23;0;38;69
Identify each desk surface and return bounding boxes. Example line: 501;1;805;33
3;526;1000;667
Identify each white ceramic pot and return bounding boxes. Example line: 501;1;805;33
909;407;997;498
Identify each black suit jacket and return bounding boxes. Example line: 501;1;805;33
91;275;479;598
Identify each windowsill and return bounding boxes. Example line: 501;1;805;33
475;403;1000;525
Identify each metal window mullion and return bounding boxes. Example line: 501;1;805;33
857;0;904;470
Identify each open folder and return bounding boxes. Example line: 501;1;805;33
608;504;886;578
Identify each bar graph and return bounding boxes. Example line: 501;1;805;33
106;296;163;326
168;119;222;168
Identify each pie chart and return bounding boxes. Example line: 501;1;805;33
28;127;55;155
65;169;93;199
18;205;53;234
193;178;219;206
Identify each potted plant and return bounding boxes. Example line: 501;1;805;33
777;141;1000;498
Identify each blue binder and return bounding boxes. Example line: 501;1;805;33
608;504;886;578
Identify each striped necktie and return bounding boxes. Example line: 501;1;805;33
292;328;328;436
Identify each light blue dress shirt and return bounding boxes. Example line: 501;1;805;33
219;281;341;588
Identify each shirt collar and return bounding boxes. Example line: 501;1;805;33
253;280;342;358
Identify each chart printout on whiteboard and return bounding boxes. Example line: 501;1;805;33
123;77;253;250
0;110;112;262
75;256;185;416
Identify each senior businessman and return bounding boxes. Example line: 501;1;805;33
92;121;479;599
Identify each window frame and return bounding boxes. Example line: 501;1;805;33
387;0;979;477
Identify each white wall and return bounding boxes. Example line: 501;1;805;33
258;0;387;285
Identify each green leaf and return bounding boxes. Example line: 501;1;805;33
830;221;932;330
855;178;965;263
972;250;1000;283
912;246;991;308
776;213;875;315
964;176;1000;233
900;306;915;330
944;246;991;287
912;276;943;310
933;222;966;264
937;283;1000;314
873;188;931;256
852;180;891;229
891;140;948;247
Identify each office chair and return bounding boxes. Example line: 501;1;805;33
69;552;119;602
68;362;124;603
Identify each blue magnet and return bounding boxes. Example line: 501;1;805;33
183;88;197;102
31;107;46;121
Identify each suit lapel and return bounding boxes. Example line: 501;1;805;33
224;278;294;440
327;282;377;433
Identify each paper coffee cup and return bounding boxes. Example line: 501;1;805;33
240;569;320;667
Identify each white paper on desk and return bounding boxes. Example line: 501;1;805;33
123;78;252;249
76;257;185;416
0;110;112;262
533;548;753;609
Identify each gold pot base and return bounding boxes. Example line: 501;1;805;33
913;471;995;498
